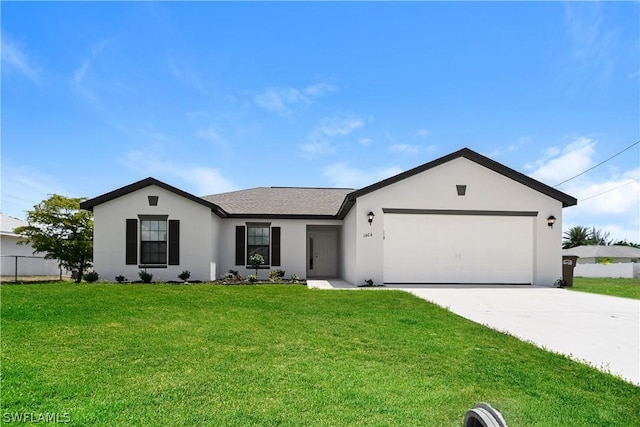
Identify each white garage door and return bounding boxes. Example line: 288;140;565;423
384;213;534;284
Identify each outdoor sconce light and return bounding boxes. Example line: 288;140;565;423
367;211;375;226
547;215;556;228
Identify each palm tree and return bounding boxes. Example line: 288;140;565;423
562;226;592;249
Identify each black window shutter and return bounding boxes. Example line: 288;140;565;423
271;226;281;267
235;225;245;266
168;220;180;265
126;219;137;265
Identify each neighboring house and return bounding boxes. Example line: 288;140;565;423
563;245;640;264
80;148;577;286
0;213;63;278
563;245;640;279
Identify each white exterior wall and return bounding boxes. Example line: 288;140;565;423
347;158;563;286
217;218;342;280
341;209;357;284
93;185;217;282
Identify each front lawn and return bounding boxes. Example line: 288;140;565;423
571;277;640;299
1;283;638;426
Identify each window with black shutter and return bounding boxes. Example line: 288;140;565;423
126;219;137;265
235;225;245;266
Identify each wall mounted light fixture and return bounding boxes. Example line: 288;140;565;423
547;215;556;228
367;211;375;226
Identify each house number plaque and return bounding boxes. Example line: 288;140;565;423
363;232;373;238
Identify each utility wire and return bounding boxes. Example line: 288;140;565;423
552;139;640;188
579;179;639;202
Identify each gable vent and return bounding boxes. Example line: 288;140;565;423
456;185;467;196
148;195;159;206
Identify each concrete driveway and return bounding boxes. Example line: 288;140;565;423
397;286;640;386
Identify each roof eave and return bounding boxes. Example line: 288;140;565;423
79;177;228;217
226;213;339;220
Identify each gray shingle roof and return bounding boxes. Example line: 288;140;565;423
202;187;354;217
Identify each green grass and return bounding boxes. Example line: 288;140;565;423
571;277;640;299
1;283;638;426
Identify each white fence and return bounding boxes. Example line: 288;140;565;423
574;263;640;279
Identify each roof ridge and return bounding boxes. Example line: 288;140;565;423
269;186;355;190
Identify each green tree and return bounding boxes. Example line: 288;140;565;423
248;253;264;277
562;225;593;249
590;227;612;246
14;195;93;283
613;240;640;248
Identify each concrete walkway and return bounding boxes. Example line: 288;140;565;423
308;280;640;385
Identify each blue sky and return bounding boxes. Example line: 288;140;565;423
2;1;639;242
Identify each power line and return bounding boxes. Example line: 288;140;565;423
579;179;639;202
553;139;640;188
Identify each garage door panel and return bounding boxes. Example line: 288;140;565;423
384;214;533;284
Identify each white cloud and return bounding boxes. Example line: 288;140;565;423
323;163;404;189
1;33;40;82
167;56;206;93
73;40;106;85
318;116;365;136
563;2;616;79
183;167;238;196
490;137;530;157
389;144;421;155
299;142;337;158
255;87;307;115
415;129;430;139
299;114;367;159
568;170;640;215
527;138;639;242
0;162;67;220
120;151;237;195
254;82;337;115
527;136;596;185
303;82;337;97
196;126;222;143
359;138;373;146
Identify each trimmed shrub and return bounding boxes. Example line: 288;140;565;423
178;270;191;282
139;271;153;283
84;271;99;283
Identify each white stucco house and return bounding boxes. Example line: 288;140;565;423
0;213;65;278
563;245;640;264
80;148;577;286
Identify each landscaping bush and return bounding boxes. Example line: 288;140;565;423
138;271;153;283
115;275;127;283
84;271;99;283
221;270;243;283
269;270;286;281
178;270;191;282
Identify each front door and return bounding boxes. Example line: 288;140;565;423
307;228;338;277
